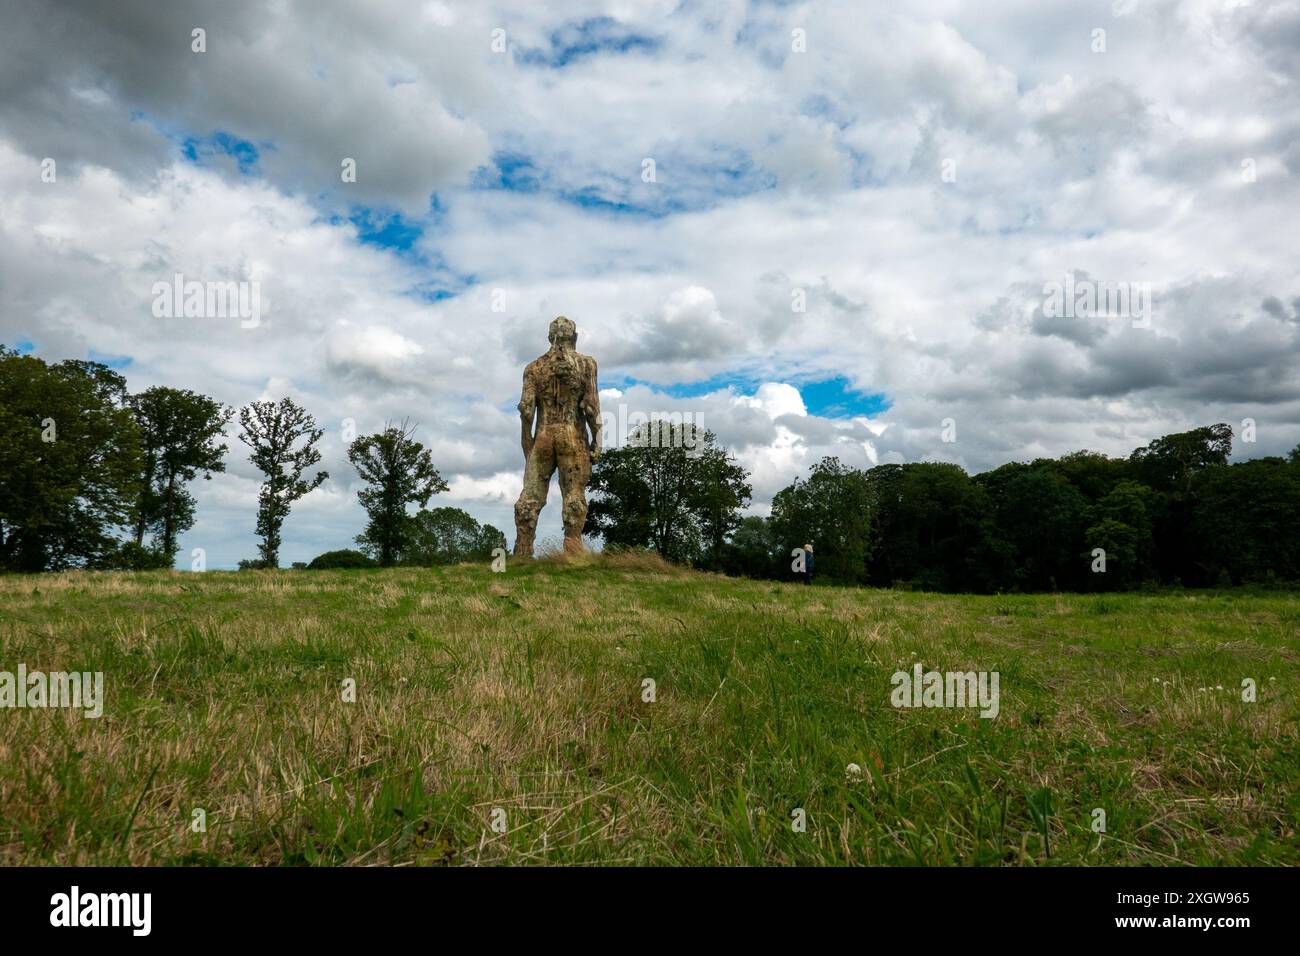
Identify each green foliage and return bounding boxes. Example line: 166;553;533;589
0;347;143;571
1192;457;1300;584
754;424;1299;594
128;385;232;560
1082;480;1157;588
305;548;377;570
100;540;176;571
865;462;1009;592
237;398;328;569
1129;423;1233;493
349;422;448;567
720;515;781;578
976;463;1088;590
1048;449;1128;501
693;439;754;568
769;457;872;584
585;424;750;565
400;507;504;566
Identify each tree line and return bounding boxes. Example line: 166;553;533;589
0;347;502;572
586;421;1300;591
5;346;1298;589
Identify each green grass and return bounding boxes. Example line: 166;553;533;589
1;553;1297;866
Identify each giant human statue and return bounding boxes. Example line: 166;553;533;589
513;316;602;557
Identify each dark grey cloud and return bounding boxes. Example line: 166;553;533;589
1;0;492;212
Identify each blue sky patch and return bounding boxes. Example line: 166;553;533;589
555;149;774;218
612;372;889;418
516;17;662;68
474;151;544;193
474;145;775;218
180;131;261;174
347;207;424;252
559;186;672;218
88;349;133;370
798;376;890;417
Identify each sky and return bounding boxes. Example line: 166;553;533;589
2;0;1298;568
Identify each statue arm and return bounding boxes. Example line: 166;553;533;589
518;368;537;458
582;356;602;460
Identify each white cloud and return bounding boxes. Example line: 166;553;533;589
4;0;1299;566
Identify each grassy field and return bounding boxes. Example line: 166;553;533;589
0;553;1297;866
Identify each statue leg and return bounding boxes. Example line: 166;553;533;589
514;431;555;558
556;428;593;554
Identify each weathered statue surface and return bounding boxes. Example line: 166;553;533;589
513;316;601;557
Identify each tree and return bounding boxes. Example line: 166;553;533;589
1082;480;1157;588
0;347;142;571
402;507;506;565
712;421;1298;593
1192;458;1300;585
865;462;1009;592
769;457;873;584
584;423;751;565
721;515;781;578
1129;424;1233;494
237;398;328;568
128;386;232;561
1049;450;1127;502
691;438;752;568
306;548;377;570
349;422;447;566
1127;425;1232;583
976;463;1088;591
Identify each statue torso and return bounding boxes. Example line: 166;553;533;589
528;348;591;429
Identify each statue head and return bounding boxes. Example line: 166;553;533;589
548;315;577;349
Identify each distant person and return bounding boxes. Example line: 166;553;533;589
802;543;814;585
